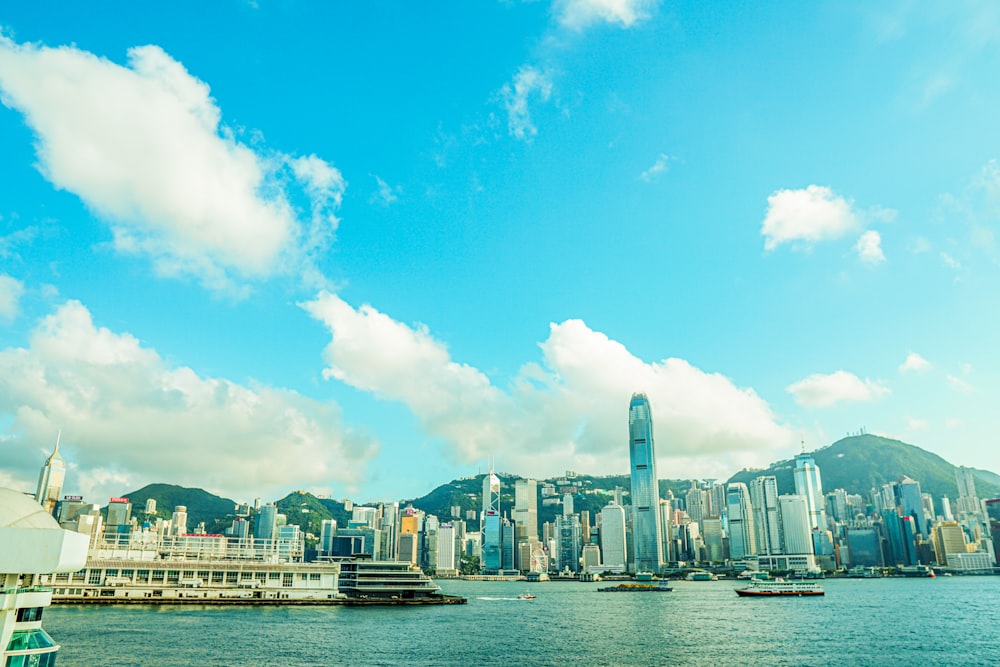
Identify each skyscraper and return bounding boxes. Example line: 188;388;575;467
35;434;66;517
600;501;627;569
513;478;538;540
778;494;812;555
748;476;782;555
628;393;663;571
726;482;756;559
793;452;826;531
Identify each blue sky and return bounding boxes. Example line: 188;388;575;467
2;1;999;505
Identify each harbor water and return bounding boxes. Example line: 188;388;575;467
45;576;1000;666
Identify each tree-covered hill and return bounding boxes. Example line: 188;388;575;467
727;434;1000;500
117;483;237;530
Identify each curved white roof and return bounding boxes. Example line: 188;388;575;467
0;487;61;530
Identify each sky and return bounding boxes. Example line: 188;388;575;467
2;1;1000;506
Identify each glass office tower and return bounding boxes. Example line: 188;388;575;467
628;393;664;572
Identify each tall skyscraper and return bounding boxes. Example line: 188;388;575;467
778;494;812;555
896;476;927;537
255;502;277;540
170;506;188;536
628;393;664;572
35;434;66;516
600;501;627;569
726;482;756;559
748;476;782;555
955;466;981;516
513;478;538;541
793;452;826;531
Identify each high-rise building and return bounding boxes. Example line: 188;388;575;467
702;517;724;561
628;393;664;572
600;501;627;569
686;484;707;533
514;478;538;540
726;482;756;559
793;452;826;531
319;519;337;557
896;477;928;537
35;435;66;516
955;466;981;516
351;506;378;529
749;476;782;555
555;514;582;573
436;524;457;574
255;502;277;540
778;495;812;555
931;521;968;565
170;506;188;536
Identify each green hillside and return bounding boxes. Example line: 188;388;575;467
118;483;237;530
727;434;1000;500
275;491;353;537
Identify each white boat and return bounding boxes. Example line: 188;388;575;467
735;578;824;597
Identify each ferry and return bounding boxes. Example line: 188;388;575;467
517;591;536;601
685;570;718;581
735;578;824;597
598;580;673;593
898;565;936;578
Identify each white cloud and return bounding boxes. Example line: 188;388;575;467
499;66;553;142
0;37;344;294
0;301;377;501
761;185;860;251
0;275;25;321
940;251;961;269
639;153;670;182
555;0;659;31
786;370;890;408
910;236;932;254
904;417;929;431
899;352;931;373
303;292;794;479
855;230;886;264
370;175;400;206
946;374;974;393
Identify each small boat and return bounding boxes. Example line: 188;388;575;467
685;571;718;581
735;578;824;597
517;591;536;601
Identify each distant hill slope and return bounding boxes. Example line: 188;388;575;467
118;483;236;530
275;491;352;537
727;434;1000;500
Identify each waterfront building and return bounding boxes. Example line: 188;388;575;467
554;514;582;573
582;544;601;571
946;551;993;571
986;499;1000;564
436;524;457;575
34;436;66;517
600;501;627;570
792;452;826;532
2;487;89;667
748;476;782;555
726;482;756;560
628;393;664;572
482;511;502;573
398;532;419;566
702;517;724;562
777;495;812;555
844;527;883;568
931;521;967;565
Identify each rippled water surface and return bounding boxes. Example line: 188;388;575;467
44;576;1000;666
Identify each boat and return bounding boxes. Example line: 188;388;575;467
517;591;536;601
598;580;672;592
735;578;824;597
898;565;936;578
685;570;718;581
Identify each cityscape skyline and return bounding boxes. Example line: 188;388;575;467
4;3;1000;504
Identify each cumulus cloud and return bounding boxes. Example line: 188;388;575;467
786;370;890;408
899;352;931;373
0;301;377;501
761;185;860;251
855;230;886;264
639;153;670;182
303;292;794;479
499;66;553;142
0;274;24;321
0;37;344;294
555;0;659;31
